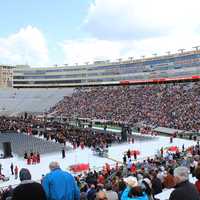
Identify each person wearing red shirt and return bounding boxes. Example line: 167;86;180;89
115;162;119;171
98;174;105;185
27;156;31;165
32;154;37;164
37;153;40;163
105;163;111;174
80;142;84;149
130;163;137;174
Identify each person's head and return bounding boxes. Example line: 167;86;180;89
89;184;96;189
118;179;126;192
123;176;138;188
149;170;157;180
173;166;189;185
96;191;108;200
19;168;31;181
137;173;143;181
128;186;144;198
105;182;112;191
168;168;174;176
49;161;60;171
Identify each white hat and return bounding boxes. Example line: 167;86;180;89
123;176;138;187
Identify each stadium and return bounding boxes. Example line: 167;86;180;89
1;0;200;199
0;48;200;200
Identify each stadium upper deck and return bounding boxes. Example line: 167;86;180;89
13;49;200;88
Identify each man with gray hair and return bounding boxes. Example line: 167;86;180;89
49;161;60;171
169;166;200;200
42;161;80;200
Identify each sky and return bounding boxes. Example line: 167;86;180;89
0;0;200;66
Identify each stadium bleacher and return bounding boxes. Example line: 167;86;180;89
0;88;74;116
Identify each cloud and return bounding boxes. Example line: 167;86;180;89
62;30;200;65
0;26;49;66
61;0;200;64
84;0;200;40
61;38;122;65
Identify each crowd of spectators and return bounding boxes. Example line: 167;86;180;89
0;116;122;151
0;116;44;133
50;82;200;132
61;126;120;149
1;142;200;200
1;81;200;199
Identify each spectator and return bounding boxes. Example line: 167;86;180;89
1;185;13;200
149;171;162;196
123;155;127;165
87;184;96;200
96;191;108;200
169;166;200;200
121;176;138;200
141;178;153;200
11;168;46;200
104;182;118;200
14;166;18;180
42;161;80;200
163;169;176;189
80;183;88;200
10;163;14;175
128;186;149;200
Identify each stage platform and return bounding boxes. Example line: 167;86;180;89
0;133;71;157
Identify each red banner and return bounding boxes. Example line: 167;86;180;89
69;163;89;173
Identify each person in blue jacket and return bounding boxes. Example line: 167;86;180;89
42;161;80;200
121;176;149;200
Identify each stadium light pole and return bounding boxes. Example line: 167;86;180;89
84;62;89;84
128;57;134;62
118;58;122;63
192;46;200;51
141;55;145;59
178;49;186;54
166;51;171;56
75;63;78;66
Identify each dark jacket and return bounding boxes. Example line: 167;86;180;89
151;177;162;195
169;180;200;200
11;180;47;200
87;188;96;200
